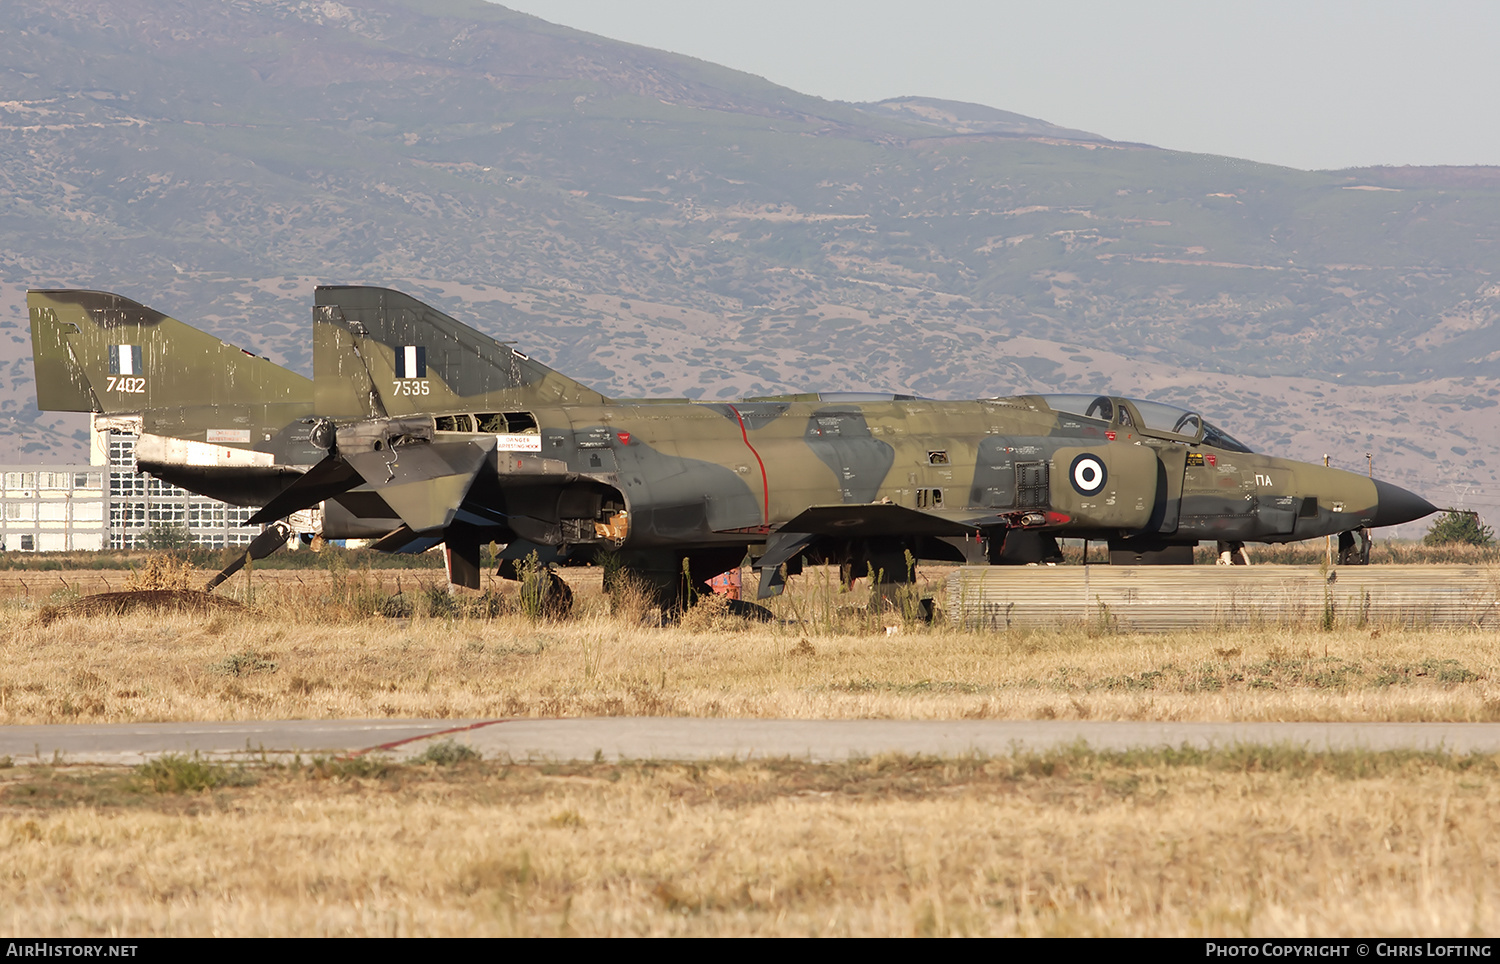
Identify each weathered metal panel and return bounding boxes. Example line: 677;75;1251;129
946;565;1500;632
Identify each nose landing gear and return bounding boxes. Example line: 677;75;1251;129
1337;528;1372;566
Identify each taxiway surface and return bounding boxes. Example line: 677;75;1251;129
3;718;1500;765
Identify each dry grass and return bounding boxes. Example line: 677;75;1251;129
122;555;198;592
1217;541;1500;566
5;562;1500;938
1049;542;1500;566
1;749;1496;936
1;566;1497;724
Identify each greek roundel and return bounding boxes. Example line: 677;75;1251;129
109;345;142;375
395;345;427;378
1069;453;1107;496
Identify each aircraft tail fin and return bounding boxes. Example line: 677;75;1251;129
27;289;312;416
312;285;608;418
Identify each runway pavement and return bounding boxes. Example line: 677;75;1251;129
3;718;1500;765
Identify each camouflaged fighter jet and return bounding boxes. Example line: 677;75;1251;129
250;286;1438;603
28;285;1439;609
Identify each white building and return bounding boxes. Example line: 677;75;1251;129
0;418;261;552
100;432;259;549
0;467;108;551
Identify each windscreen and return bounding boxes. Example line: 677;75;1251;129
1037;394;1254;453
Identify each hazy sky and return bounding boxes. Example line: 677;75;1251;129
496;0;1500;171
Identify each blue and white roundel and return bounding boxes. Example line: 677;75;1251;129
1069;453;1107;495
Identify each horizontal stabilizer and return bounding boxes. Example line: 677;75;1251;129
248;415;495;536
343;437;491;533
246;456;365;526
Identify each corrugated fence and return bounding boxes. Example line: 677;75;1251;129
946;565;1500;632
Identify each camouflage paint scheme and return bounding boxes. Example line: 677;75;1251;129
28;287;1437;603
28;289;319;504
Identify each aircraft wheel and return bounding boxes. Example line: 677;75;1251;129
520;568;573;618
1216;540;1250;566
542;572;574;618
870;583;933;622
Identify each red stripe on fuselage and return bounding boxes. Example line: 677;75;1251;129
727;404;770;526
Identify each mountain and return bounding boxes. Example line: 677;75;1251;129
0;0;1496;524
853;97;1117;144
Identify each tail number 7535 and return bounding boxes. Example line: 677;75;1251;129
393;380;430;396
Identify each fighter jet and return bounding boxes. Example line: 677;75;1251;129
27;286;1439;610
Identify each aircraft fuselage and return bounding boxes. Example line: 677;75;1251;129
371;393;1393;561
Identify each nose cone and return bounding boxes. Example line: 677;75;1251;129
1371;479;1438;528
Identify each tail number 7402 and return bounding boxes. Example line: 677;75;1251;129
106;376;145;393
393;380;430;396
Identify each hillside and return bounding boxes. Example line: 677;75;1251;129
0;0;1496;525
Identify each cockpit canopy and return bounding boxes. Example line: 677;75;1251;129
742;391;930;403
1037;394;1254;453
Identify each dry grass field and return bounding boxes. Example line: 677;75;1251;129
1;559;1498;937
1;749;1496;937
0;564;1496;726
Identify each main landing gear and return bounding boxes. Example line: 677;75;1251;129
1215;540;1251;566
496;556;576;618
